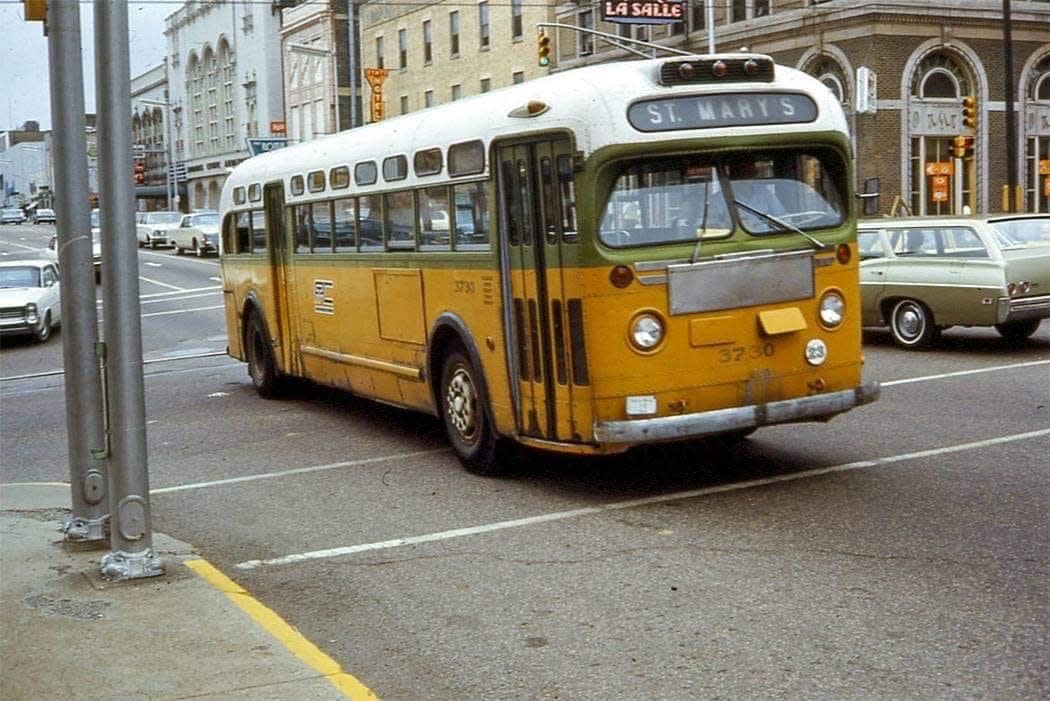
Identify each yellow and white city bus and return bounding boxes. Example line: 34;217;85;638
219;53;880;475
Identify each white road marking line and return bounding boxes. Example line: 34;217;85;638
232;428;1050;570
151;449;450;495
139;274;184;291
141;285;222;298
1;241;45;251
880;359;1050;386
145;261;163;268
139;305;226;318
138;291;222;305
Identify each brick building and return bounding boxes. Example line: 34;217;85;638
552;0;1050;215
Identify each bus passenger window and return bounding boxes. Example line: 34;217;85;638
453;181;489;249
540;157;558;244
235;211;251;254
557;154;577;242
358;194;383;250
500;160;520;246
333;198;356;251
249;210;266;253
419;186;451;249
294;206;310;252
385;190;416;249
311;202;333;253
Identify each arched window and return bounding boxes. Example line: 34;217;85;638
1030;54;1050;101
802;54;850;110
912;54;970;99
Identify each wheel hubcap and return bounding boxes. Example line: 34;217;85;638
897;304;923;340
445;367;477;443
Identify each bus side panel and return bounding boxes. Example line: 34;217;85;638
420;264;514;428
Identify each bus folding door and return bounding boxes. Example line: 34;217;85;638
497;138;584;443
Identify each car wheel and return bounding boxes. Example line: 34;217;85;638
889;298;937;350
34;311;52;343
439;346;507;476
173;242;183;255
995;319;1041;343
245;311;283;398
149;237;158;249
193;239;203;257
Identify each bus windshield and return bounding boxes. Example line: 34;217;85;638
599;150;847;248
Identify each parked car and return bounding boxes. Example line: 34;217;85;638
135;210;183;248
0;258;62;342
858;216;1050;348
170;210;219;256
985;213;1050;244
32;208;56;224
1;208;26;225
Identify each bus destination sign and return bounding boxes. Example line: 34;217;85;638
602;1;684;24
628;93;818;132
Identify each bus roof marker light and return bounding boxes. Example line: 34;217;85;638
744;59;759;75
712;61;728;78
508;100;550;119
678;63;696;80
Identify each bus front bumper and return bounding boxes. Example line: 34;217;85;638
592;381;881;446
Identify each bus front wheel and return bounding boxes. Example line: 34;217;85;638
440;348;505;476
245;312;282;398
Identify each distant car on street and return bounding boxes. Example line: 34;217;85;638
136;210;182;248
47;208;102;283
858;216;1050;348
0;258;62;342
32;208;56;224
171;210;219;256
1;208;26;225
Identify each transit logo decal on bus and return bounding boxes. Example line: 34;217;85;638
629;93;817;132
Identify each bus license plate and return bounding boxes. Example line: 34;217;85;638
626;395;657;416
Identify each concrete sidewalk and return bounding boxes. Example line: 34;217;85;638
1;483;361;700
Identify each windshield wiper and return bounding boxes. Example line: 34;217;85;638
734;200;828;251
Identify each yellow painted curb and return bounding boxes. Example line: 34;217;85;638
184;558;379;700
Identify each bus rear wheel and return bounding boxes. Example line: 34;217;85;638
440;348;505;476
245;311;282;398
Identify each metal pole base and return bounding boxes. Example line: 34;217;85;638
100;549;165;581
62;514;108;544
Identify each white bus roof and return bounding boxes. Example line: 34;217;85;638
221;55;848;211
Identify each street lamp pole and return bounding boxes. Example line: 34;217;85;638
139;98;175;211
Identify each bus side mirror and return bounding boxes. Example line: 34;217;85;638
859;177;880;217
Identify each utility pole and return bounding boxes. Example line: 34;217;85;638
94;0;163;580
43;0;108;544
1003;0;1019;212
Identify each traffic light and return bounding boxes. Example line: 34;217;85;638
961;95;977;131
134;161;146;185
537;31;551;67
952;135;967;159
23;0;47;21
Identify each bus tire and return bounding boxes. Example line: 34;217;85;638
888;298;937;350
440;348;505;476
245;311;282;398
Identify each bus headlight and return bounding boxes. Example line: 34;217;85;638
629;312;664;351
818;291;845;329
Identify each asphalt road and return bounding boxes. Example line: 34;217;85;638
2;221;1048;699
